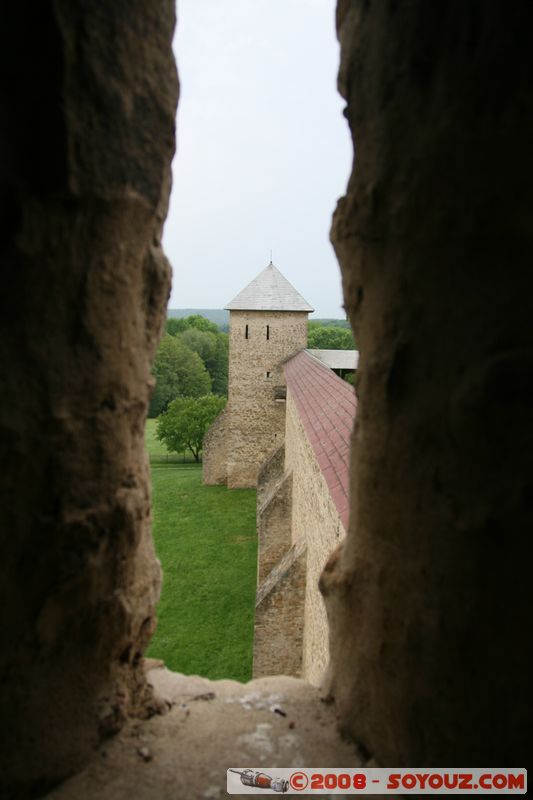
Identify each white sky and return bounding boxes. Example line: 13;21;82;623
163;0;352;318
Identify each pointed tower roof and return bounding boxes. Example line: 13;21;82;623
225;262;314;312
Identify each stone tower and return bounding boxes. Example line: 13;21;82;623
203;262;313;488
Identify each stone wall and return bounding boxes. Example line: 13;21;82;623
256;444;285;508
257;472;293;584
253;376;348;686
253;541;307;679
325;0;532;766
44;668;365;800
226;310;307;487
202;408;228;485
285;392;346;686
1;1;531;794
0;1;178;794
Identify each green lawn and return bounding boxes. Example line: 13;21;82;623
144;422;257;682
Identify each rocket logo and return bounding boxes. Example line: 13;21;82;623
229;769;289;793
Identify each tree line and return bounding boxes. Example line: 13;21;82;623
307;321;355;350
149;315;228;418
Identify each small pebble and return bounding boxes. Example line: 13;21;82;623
137;747;152;762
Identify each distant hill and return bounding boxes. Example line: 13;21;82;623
167;309;350;330
310;318;350;328
167;308;230;327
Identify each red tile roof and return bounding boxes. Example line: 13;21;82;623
284;350;357;530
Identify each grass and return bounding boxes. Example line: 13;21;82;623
144;421;257;682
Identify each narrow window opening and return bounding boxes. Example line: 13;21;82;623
144;0;352;693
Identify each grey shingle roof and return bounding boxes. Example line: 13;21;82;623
225;262;314;312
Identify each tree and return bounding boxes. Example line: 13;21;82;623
179;327;218;364
209;333;228;396
164;316;229;396
177;328;229;396
166;314;219;336
156;394;227;461
344;371;356;387
166;317;188;336
307;322;355;350
149;335;211;418
182;314;219;334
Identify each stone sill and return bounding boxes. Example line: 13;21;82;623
46;664;364;800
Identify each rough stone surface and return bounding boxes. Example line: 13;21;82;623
257;473;293;585
327;0;532;765
0;1;177;794
254;542;307;679
285;392;346;687
44;666;365;800
225;310;308;487
285;391;345;686
256;444;285;509
3;0;532;794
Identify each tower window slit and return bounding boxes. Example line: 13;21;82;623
266;325;270;340
245;324;249;339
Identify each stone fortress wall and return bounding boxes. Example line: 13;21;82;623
253;351;354;684
285;390;346;684
253;395;345;683
4;5;530;794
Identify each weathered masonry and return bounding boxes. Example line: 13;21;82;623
1;1;530;796
203;262;313;488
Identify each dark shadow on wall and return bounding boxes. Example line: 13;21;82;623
0;1;531;797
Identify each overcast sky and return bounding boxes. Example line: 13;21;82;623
163;0;352;318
